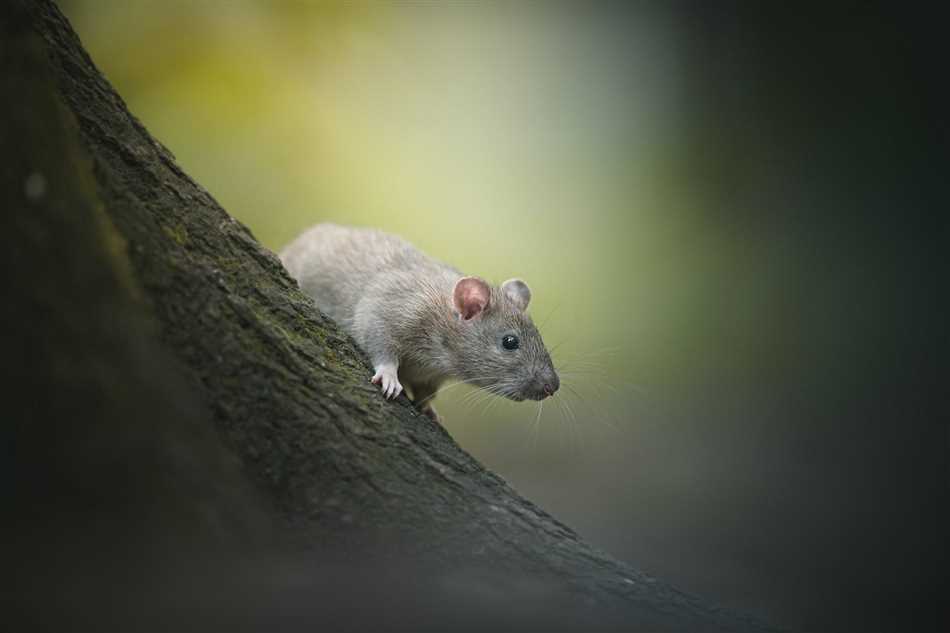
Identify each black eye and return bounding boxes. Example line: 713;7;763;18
502;335;520;350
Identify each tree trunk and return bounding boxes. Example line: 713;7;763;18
3;2;773;630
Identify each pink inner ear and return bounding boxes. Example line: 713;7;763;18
454;277;490;320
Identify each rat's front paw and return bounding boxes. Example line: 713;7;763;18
370;364;403;399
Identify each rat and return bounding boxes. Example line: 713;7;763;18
280;223;559;422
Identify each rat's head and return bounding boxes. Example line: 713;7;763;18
449;276;559;401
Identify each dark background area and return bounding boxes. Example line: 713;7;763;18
28;2;950;630
622;6;948;629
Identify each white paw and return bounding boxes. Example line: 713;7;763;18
370;364;403;400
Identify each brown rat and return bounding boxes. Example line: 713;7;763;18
280;223;559;421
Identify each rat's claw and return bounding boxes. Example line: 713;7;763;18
388;376;403;399
384;375;403;399
371;364;402;400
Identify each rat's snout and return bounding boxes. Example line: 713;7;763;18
534;370;560;400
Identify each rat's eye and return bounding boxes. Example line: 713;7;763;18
502;334;520;351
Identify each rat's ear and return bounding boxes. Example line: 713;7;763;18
453;276;491;320
502;278;531;312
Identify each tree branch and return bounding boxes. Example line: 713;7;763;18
3;1;775;630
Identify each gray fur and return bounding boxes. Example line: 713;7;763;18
280;224;559;417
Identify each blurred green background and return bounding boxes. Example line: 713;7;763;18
60;2;944;630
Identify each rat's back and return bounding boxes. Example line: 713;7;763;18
279;223;452;329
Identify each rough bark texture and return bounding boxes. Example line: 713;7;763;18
4;2;774;630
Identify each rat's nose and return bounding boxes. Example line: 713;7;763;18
542;373;560;398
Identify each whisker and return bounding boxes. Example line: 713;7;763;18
564;396;578;454
559;345;624;359
469;390;501;412
459;383;500;409
547;339;569;357
561;376;625;437
531;398;544;451
463;380;515;413
482;387;508;416
414;375;500;407
562;383;583;399
536;303;561;331
559;392;578;433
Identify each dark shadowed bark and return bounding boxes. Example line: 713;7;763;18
3;2;775;630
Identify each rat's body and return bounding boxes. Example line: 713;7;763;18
280;223;559;420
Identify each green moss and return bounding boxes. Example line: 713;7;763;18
161;222;189;246
213;256;243;273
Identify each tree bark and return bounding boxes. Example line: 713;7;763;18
3;2;774;630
